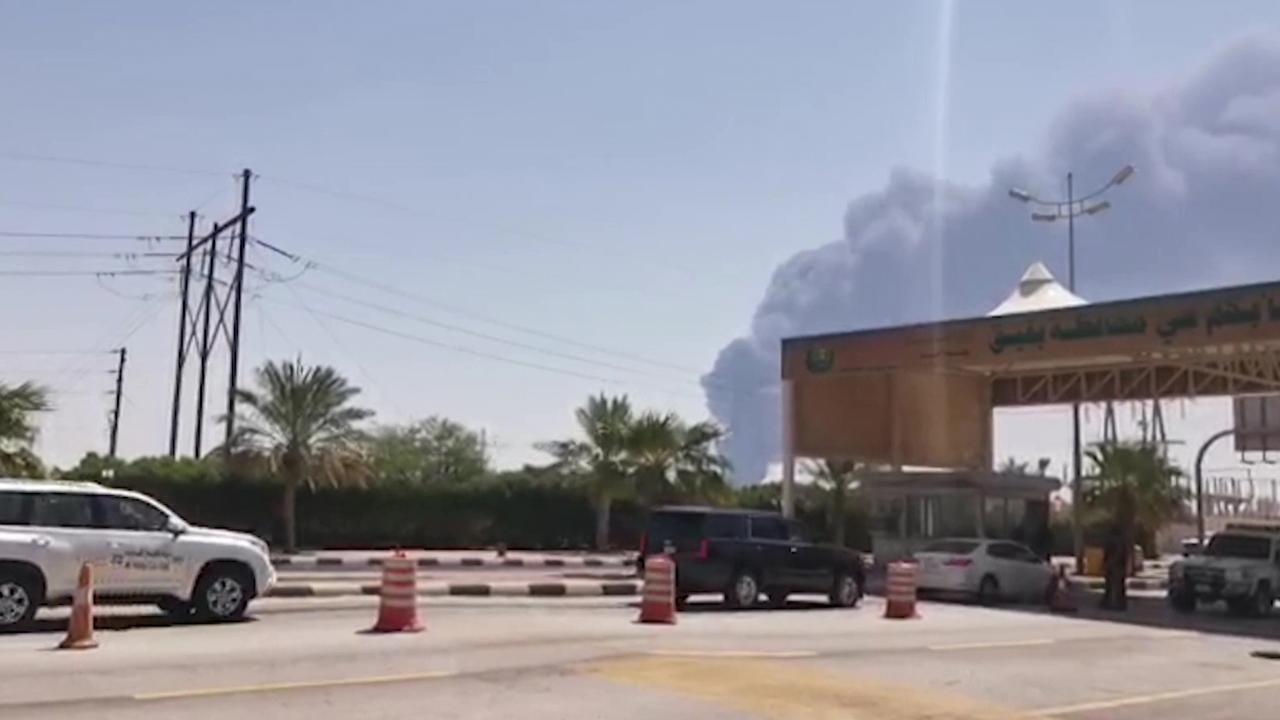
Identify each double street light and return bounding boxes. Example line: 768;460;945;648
1007;164;1135;573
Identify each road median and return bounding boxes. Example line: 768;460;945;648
267;579;641;599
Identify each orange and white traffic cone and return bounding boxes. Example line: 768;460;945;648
367;551;424;633
883;561;919;620
1048;565;1077;613
58;563;98;650
638;555;677;625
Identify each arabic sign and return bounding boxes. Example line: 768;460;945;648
985;296;1278;356
782;281;1280;378
1234;395;1280;453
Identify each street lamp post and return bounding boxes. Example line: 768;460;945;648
1008;164;1135;574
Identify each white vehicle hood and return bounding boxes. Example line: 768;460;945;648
186;525;268;548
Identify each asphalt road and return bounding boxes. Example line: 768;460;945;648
5;593;1280;719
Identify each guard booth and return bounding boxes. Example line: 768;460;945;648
860;470;1059;565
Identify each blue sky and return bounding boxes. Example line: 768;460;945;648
3;1;1280;475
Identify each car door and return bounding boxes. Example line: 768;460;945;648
27;492;107;597
1010;543;1052;600
748;515;797;589
984;542;1029;599
787;524;834;592
92;494;189;595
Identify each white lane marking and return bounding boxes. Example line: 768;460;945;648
132;670;457;701
646;649;818;659
928;639;1056;652
1034;676;1280;716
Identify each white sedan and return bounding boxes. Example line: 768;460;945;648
914;538;1055;604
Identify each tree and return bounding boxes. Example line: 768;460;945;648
806;459;860;547
368;417;489;484
228;359;373;553
0;382;50;478
537;394;635;551
671;421;732;503
1084;442;1186;558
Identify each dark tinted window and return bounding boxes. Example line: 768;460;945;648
1206;534;1272;559
986;542;1022;560
923;540;979;554
29;493;96;529
0;491;29;525
648;512;706;545
705;514;747;539
97;496;168;531
750;515;790;541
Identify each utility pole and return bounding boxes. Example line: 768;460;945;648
224;168;252;455
168;210;197;457
108;347;127;459
193;229;219;458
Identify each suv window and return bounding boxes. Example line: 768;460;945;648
1206;534;1272;559
29;493;96;529
705;514;747;539
0;491;29;525
97;496;169;532
987;542;1023;560
750;515;790;541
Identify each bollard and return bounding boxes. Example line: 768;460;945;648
367;550;424;633
638;555;677;624
1048;565;1077;613
883;561;919;620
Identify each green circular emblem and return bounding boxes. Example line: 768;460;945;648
805;347;834;373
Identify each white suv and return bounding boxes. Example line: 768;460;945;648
0;478;275;631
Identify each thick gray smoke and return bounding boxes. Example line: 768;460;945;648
705;34;1280;484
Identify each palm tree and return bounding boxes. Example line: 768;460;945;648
0;382;50;478
671;421;731;503
537;394;634;550
806;459;859;547
228;359;373;553
1084;442;1186;557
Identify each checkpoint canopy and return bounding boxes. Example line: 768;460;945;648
778;275;1280;512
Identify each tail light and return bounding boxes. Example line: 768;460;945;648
697;539;710;560
639;533;648;556
943;557;973;567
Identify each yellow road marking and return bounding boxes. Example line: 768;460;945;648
1034;675;1280;716
929;639;1056;652
647;649;817;659
590;655;1024;719
132;670;456;701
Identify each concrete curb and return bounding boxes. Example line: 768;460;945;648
272;555;635;570
1068;576;1168;592
266;580;641;599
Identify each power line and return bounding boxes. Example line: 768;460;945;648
255;174;718;283
258;297;703;400
0;250;179;258
0;200;178;218
287;280;699;386
0;269;178;277
0;231;185;240
0;149;227;178
283;250;705;376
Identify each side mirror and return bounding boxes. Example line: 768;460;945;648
166;518;189;537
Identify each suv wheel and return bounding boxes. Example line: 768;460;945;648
193;566;252;622
0;571;40;633
725;570;759;610
830;573;860;608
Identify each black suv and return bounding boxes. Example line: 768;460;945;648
638;506;865;609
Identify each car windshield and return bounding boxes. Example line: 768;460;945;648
1205;534;1272;559
922;540;980;554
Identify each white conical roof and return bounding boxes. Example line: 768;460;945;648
987;262;1087;316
